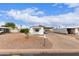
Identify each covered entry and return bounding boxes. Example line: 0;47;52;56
67;28;79;34
53;27;79;35
29;26;44;35
67;28;74;34
0;27;10;33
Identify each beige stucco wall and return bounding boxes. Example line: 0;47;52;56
74;28;79;35
53;28;68;34
53;28;79;35
29;27;44;35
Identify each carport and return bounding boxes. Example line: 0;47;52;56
0;27;10;33
67;28;75;34
53;27;79;35
67;28;79;34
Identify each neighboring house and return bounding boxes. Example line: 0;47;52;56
10;28;19;33
29;26;44;35
38;25;53;33
10;29;19;32
44;27;53;33
0;27;19;34
53;27;79;35
0;27;10;33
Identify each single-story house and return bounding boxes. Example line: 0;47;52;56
29;26;44;35
0;27;20;34
44;27;53;33
0;27;10;33
37;25;53;33
53;26;79;35
10;28;19;33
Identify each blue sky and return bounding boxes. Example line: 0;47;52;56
0;3;74;15
0;3;79;28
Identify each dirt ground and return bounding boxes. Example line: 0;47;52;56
0;32;79;49
0;33;47;49
0;32;79;55
46;32;79;49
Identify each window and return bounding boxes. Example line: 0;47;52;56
0;28;4;31
35;28;39;32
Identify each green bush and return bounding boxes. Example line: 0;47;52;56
20;29;29;34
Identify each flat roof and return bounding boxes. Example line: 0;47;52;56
0;27;10;29
30;26;44;28
55;26;79;29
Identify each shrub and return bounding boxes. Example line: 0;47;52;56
20;28;29;34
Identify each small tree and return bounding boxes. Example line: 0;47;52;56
4;22;16;29
20;28;29;39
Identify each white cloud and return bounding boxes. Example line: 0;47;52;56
0;22;5;26
65;3;79;8
2;5;79;27
7;8;48;24
16;24;29;29
6;8;78;26
35;11;44;15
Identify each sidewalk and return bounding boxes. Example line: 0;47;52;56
0;49;79;55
